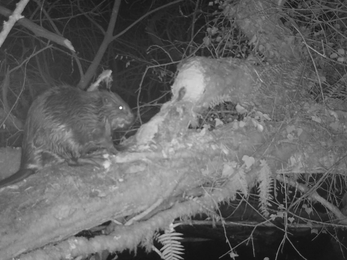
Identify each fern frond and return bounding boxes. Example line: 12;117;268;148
156;223;185;260
257;160;273;217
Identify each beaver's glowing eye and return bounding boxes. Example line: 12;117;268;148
119;105;124;110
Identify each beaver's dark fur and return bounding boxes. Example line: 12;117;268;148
0;85;134;189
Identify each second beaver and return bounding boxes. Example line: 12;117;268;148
0;85;134;189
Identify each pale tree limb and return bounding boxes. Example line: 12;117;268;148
0;0;30;47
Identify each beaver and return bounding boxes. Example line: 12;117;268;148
0;85;134;189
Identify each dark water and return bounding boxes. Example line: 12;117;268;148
115;232;346;260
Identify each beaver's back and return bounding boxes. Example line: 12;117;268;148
20;85;134;169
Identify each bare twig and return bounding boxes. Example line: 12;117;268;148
277;174;347;223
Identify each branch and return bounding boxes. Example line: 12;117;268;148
78;0;122;89
0;5;75;51
0;0;30;47
277;174;347;224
